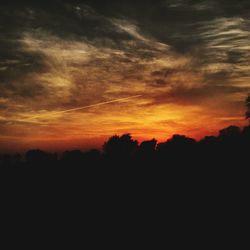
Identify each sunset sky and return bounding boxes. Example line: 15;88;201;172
1;0;250;152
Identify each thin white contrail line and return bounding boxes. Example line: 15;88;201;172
25;95;142;121
51;95;142;114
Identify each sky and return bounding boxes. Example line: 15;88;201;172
0;0;250;152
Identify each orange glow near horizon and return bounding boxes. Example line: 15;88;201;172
0;94;247;153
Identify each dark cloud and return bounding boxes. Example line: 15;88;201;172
0;0;250;117
146;84;250;107
151;68;180;78
154;79;169;86
1;0;249;68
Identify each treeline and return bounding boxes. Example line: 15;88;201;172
1;125;250;168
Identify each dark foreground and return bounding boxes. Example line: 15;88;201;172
1;126;249;237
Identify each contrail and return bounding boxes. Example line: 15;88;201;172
25;95;142;121
50;95;142;114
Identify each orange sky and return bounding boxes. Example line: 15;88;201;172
0;93;247;152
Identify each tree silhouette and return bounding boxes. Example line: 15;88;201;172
139;139;157;154
246;95;250;121
1;124;250;168
157;134;196;153
26;150;57;167
103;134;138;159
156;134;197;165
61;150;84;166
136;139;157;162
218;126;241;140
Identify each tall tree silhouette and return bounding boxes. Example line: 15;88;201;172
246;95;250;122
